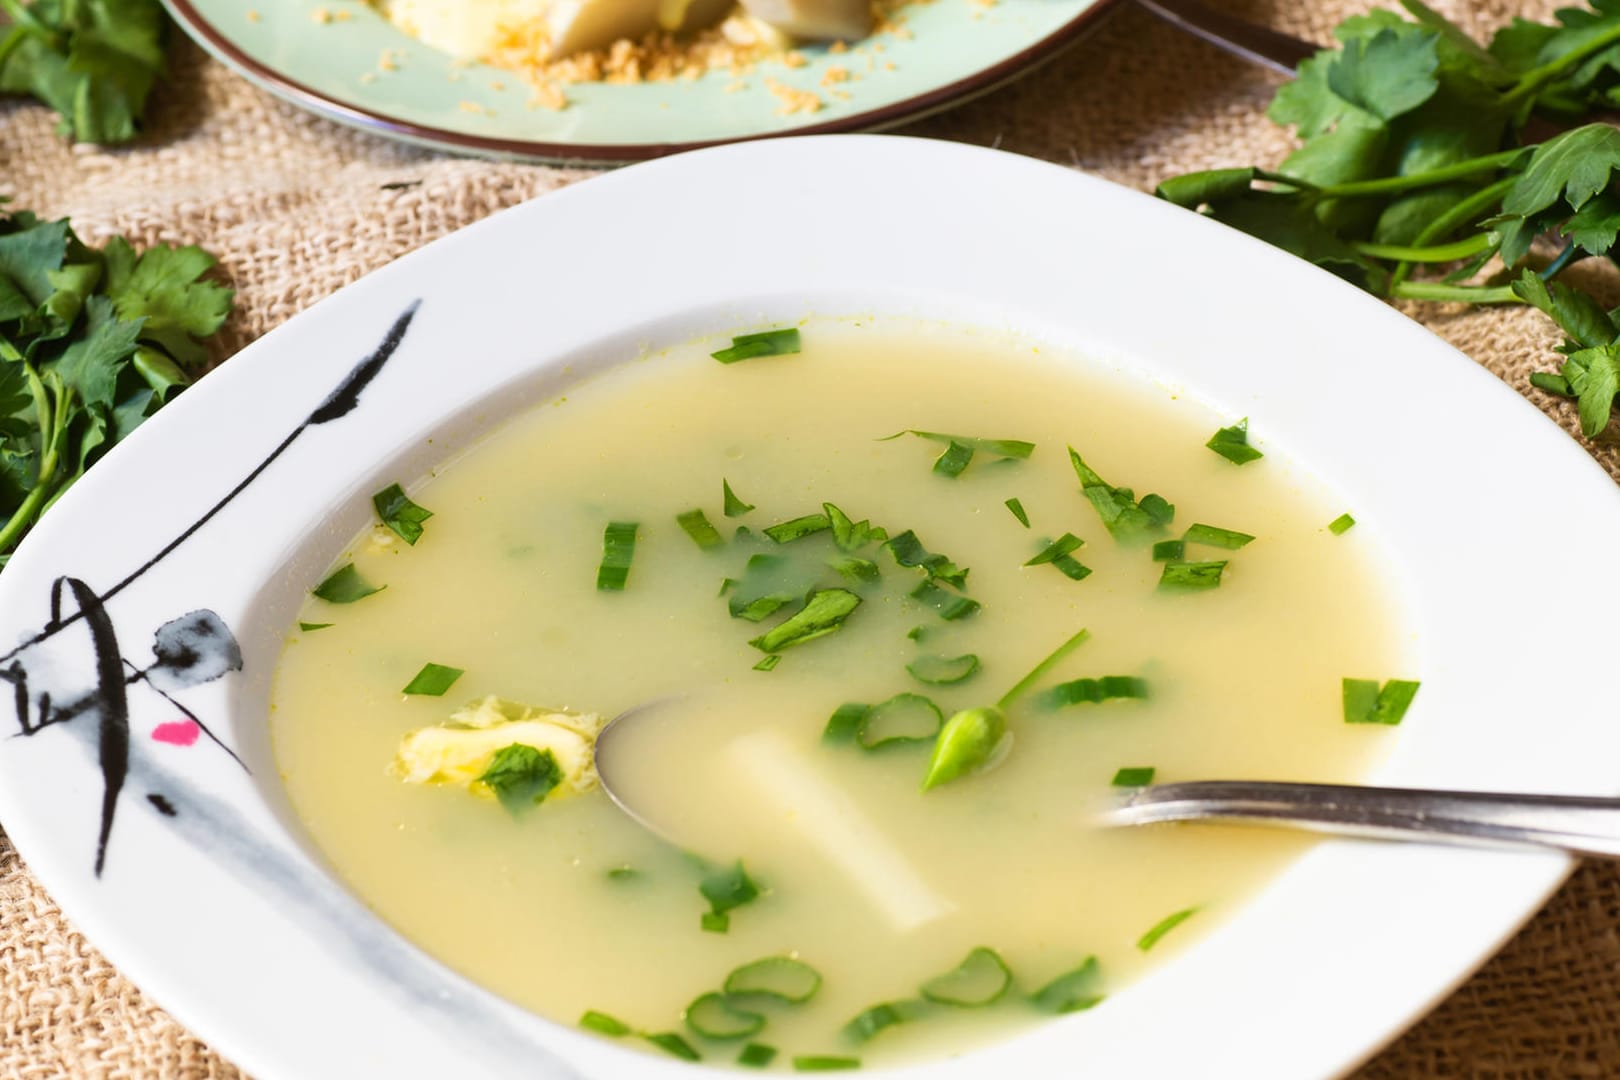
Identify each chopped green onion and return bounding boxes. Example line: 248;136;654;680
685;992;766;1041
724;479;755;517
748;588;862;652
824;502;886;550
1183;523;1255;550
606;866;641;881
596;521;639;591
1342;678;1421;725
1158;560;1227;591
829;555;881;585
700;859;761;931
933;440;975;477
920;947;1012;1007
312;563;384;604
998;628;1090;710
910;580;981;621
738;1044;779;1068
906;625;928;642
728;554;798;622
372;483;434;545
1041;675;1149;709
906;653;980;686
712;327;801;364
644;1032;702;1061
579;1010;632;1037
1005;497;1030;527
724;957;823;1004
298;622;332;632
401;662;463;696
1136;907;1199;952
1025;533;1083;565
720;578;737;596
702;912;730;933
1029;957;1105;1014
881;429;1035;464
842;999;931;1043
921;706;1005;791
1151;540;1184;562
1206;418;1263;464
885;530;969;588
794;1056;861;1072
1111;766;1156;787
1328;512;1356;535
765;513;831;543
861;693;943;748
822;702;870;744
753;655;781;672
477;744;562;814
677;508;725;550
1069;449;1174;542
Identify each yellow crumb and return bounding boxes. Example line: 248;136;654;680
334;8;352;20
884;60;896;71
782;50;808;68
359;71;377;83
458;99;491;115
311;7;331;23
829;40;847;53
490;79;506;91
820;65;851;87
723;79;748;93
764;77;822;115
246;9;261;22
527;82;569;111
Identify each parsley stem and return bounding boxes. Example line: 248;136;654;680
1353;234;1493;262
997;628;1090;711
1318;149;1524;199
1391;281;1521;304
1539;241;1582;281
1502;20;1620;105
0;371;67;557
1390;176;1517;289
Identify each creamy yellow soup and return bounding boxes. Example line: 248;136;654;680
271;320;1410;1070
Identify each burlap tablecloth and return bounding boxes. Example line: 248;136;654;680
5;0;1619;1075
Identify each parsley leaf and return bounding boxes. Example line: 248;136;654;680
477;743;563;813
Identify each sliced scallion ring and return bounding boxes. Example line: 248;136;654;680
684;992;766;1041
723;957;823;1004
919;947;1012;1007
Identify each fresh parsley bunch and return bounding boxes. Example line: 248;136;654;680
1158;0;1620;440
0;204;233;566
0;0;168;143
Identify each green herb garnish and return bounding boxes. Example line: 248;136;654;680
677;508;725;549
920;947;1013;1007
1343;678;1421;725
401;662;463;696
1137;907;1199;952
312;563;384;604
738;1044;778;1068
644;1032;702;1061
723;479;755;517
685;992;766;1041
906;653;980;686
829;555;881;585
1158;560;1228;591
1111;766;1156;787
884;530;969;588
0;0;168;144
793;1056;861;1072
699;859;761;932
727;554;802;622
765;513;831;543
998;627;1090;710
373;483;433;545
910;580;981;621
1183;523;1255;550
1206;419;1263;465
1041;675;1149;708
1029;957;1105;1014
724;957;823;1003
1005;497;1030;527
1068;449;1174;542
880;430;1036;478
748;588;862;652
1152;539;1185;561
579;1010;632;1037
822;702;870;744
824;502;886;549
477;744;562;814
1025;532;1091;581
596;521;638;591
298;622;332;633
842;999;929;1043
1328;512;1357;535
920;706;1005;791
712;327;801;364
860;693;943;748
753;655;781;672
606;866;641;881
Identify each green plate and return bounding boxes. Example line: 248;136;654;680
162;0;1113;163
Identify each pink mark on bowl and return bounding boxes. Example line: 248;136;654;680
152;720;201;747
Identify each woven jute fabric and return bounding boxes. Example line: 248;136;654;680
3;0;1618;1076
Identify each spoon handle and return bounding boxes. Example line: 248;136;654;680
1131;0;1318;78
1107;780;1620;859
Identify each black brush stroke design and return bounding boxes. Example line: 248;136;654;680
1;300;421;875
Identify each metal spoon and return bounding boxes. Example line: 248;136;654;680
1104;780;1620;860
